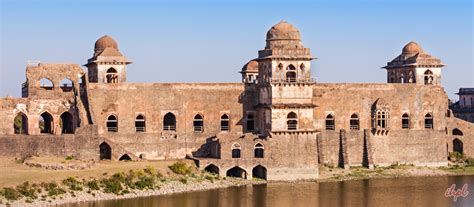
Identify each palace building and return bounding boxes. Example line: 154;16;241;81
0;21;472;180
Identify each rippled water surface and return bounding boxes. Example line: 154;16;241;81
64;175;474;207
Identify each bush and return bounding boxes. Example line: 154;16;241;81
466;157;474;167
134;176;155;190
86;180;100;191
449;152;465;161
16;182;37;199
65;155;75;160
169;161;192;175
1;187;20;201
101;178;123;195
179;177;188;184
43;182;66;197
62;177;83;191
204;175;215;183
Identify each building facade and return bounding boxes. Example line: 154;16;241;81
452;88;474;123
0;21;473;180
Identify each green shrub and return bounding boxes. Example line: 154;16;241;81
144;166;158;177
16;182;37;199
65;155;75;160
62;177;83;191
449;152;465;161
86;180;100;191
466;157;474;167
204;175;215;183
1;187;20;201
134;176;155;190
179;177;188;184
169;161;192;175
101;178;123;195
43;182;66;197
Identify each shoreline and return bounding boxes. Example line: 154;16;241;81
2;159;474;206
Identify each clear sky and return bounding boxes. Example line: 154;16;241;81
1;0;472;99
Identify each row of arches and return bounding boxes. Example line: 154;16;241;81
231;143;264;158
106;113;233;133
99;142;131;161
204;164;267;180
13;111;74;135
39;78;76;92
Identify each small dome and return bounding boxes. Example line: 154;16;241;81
95;35;118;50
266;21;301;41
242;60;259;72
402;41;422;54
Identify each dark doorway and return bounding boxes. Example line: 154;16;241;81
99;142;112;160
39;112;53;134
119;154;131;161
226;166;247;179
453;139;463;154
204;164;219;175
14;113;28;134
254;143;264;158
252;165;267;180
60;112;74;134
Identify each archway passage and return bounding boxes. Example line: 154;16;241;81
60;112;74;134
119;154;131;161
14;113;28;134
204;164;220;175
99;142;112;160
453;139;463;154
226;166;247;179
252;165;267;180
39;112;53;134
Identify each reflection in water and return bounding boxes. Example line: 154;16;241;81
64;175;474;207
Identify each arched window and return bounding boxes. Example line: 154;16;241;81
231;143;241;158
254;143;264;158
13;113;28;135
39;78;54;90
39;112;53;134
286;64;296;82
106;68;118;83
287;112;298;130
325;114;335;130
220;114;230;131
453;128;463;136
163;112;176;131
402;113;410;129
424;113;433;129
60;112;74;134
246;114;255;132
193;114;203;132
135;114;146;132
453;138;463;154
350;114;359;130
59;78;73;92
106;115;118;132
424;70;433;85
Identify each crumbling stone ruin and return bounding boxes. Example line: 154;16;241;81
0;21;472;180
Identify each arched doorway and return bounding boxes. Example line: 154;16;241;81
204;164;219;175
13;113;28;134
119;154;131;161
453;139;463;154
226;166;247;179
252;165;267;180
163;112;176;131
39;112;53;134
99;142;112;160
60;112;74;134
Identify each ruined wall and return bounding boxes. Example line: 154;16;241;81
315;83;450;167
447;117;474;158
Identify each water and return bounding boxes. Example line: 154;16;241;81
65;175;474;207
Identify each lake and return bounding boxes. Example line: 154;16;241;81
64;175;474;207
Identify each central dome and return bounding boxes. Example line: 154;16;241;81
402;41;422;54
266;21;301;41
94;35;118;50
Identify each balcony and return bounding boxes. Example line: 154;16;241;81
271;78;316;84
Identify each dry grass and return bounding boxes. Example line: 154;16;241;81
0;156;195;188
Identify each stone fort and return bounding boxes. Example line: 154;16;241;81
0;21;473;181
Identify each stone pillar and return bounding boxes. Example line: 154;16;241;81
339;129;349;169
363;129;374;169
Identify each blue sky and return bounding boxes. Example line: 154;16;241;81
1;0;472;99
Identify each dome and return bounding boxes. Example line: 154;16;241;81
242;60;258;72
402;41;422;54
266;21;301;41
94;35;118;50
